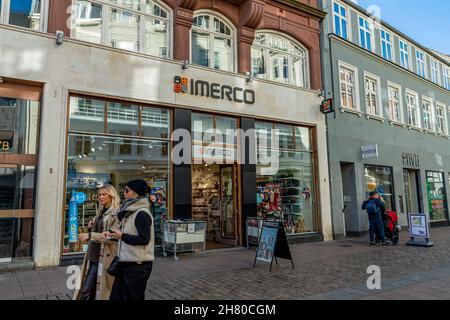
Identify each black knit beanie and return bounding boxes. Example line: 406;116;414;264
126;179;149;197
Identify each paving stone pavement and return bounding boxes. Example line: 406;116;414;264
1;227;450;300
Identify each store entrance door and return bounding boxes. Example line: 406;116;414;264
404;169;421;216
0;165;16;263
220;165;237;244
192;164;238;249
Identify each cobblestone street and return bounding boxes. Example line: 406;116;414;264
1;227;450;300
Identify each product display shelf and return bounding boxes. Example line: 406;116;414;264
162;220;207;260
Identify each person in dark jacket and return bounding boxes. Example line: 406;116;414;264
106;179;155;300
362;191;387;246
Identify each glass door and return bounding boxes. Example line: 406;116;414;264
404;169;420;214
220;165;236;241
0;165;16;262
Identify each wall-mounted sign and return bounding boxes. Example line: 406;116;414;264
361;144;378;159
402;153;420;168
0;131;13;152
174;75;255;105
320;99;334;114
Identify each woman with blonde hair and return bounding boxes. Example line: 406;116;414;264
73;184;121;300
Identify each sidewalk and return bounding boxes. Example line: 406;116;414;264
1;227;450;300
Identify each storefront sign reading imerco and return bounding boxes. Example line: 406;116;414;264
402;153;420;168
174;75;255;105
0;131;13;152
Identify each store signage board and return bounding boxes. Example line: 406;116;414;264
406;213;434;247
402;153;420;168
192;145;236;162
0;130;13;152
361;144;378;159
253;219;295;271
174;75;255;105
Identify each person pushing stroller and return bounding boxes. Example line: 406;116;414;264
362;191;388;246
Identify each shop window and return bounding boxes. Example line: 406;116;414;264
64;96;171;254
69;96;106;133
426;171;448;222
72;0;171;58
0;0;47;32
251;32;309;88
191;13;235;72
107;102;139;136
364;165;394;211
256;121;315;235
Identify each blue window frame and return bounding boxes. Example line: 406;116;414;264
416;50;426;78
359;17;372;51
399;40;410;70
333;2;348;40
381;29;392;61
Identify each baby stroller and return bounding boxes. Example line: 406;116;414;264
376;210;400;245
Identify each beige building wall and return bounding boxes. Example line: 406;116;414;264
0;25;332;267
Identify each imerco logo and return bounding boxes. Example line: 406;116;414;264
174;75;255;105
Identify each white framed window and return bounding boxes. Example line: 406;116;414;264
251;31;309;88
406;90;420;127
380;29;392;61
435;102;447;134
190;11;235;72
364;72;382;117
72;0;171;58
415;50;426;78
0;0;48;32
387;81;403;123
358;16;373;52
430;58;441;85
333;1;349;40
399;39;411;70
338;61;360;111
422;97;434;131
444;67;450;90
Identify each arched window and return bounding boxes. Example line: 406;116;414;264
73;0;171;58
251;32;309;88
191;12;235;72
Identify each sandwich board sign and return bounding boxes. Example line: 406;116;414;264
253;219;295;271
406;213;433;247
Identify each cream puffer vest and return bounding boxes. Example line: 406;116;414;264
118;198;155;263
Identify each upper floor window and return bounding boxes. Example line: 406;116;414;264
359;16;373;52
430;59;441;85
444;67;450;90
416;50;426;78
338;62;359;110
364;73;382;117
436;104;447;134
380;29;392;61
399;40;411;70
72;0;171;58
191;13;235;72
422;97;433;131
406;91;419;127
333;2;348;40
0;0;47;31
251;32;309;88
387;82;403;123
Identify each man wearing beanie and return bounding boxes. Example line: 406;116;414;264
106;179;154;300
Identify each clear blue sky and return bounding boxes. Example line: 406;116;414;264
354;0;450;55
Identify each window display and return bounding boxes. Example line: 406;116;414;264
364;165;394;210
256;122;315;235
64;96;170;254
426;171;448;222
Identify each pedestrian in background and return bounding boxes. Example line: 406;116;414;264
362;191;388;246
106;179;155;300
74;184;120;300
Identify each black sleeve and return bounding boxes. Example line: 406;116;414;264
121;211;152;246
361;201;367;210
